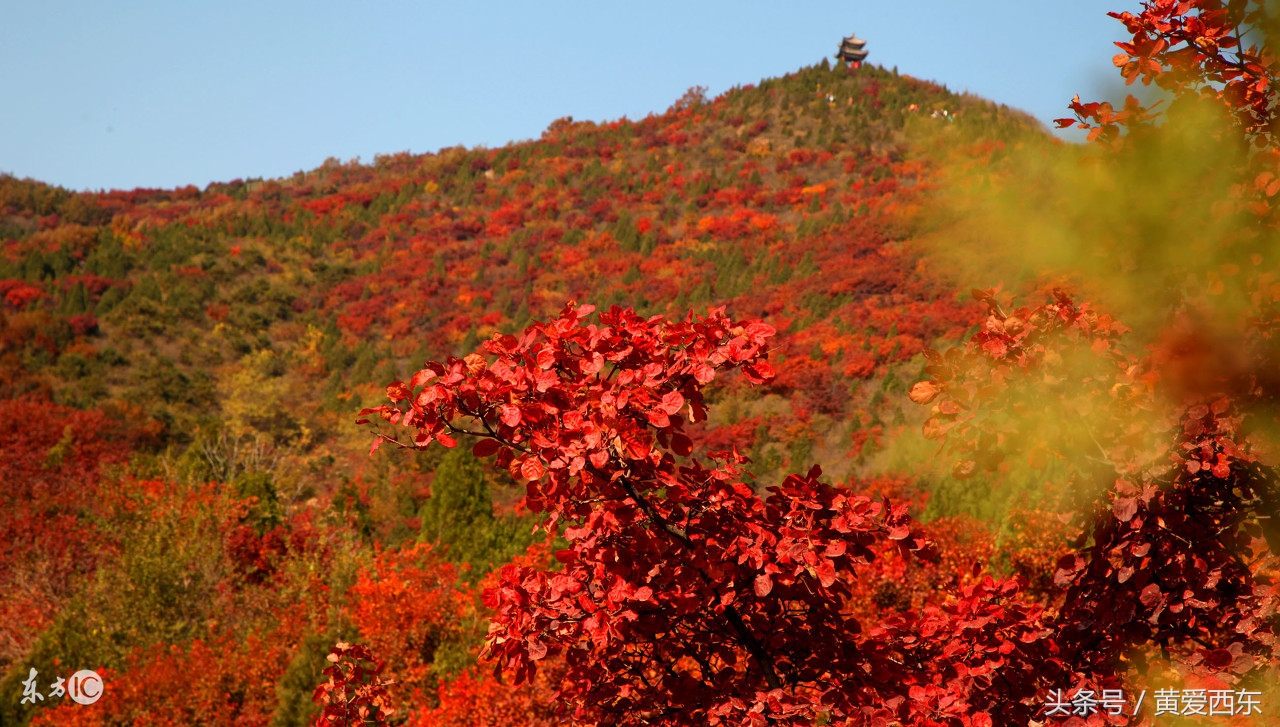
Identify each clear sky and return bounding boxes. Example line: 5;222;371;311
1;1;1140;192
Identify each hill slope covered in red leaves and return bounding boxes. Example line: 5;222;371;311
0;61;1055;726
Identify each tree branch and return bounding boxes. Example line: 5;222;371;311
612;473;783;691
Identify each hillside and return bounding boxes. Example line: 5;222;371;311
0;61;1051;726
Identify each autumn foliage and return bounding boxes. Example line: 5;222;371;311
311;642;395;727
3;59;1012;727
344;543;469;701
360;305;1072;725
365;2;1280;724
11;2;1280;725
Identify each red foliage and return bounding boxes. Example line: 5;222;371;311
224;523;290;584
312;642;395;727
0;398;136;663
363;304;1118;725
23;20;1267;724
345;543;469;700
408;663;562;727
1057;1;1280;147
772;355;847;416
66;313;97;337
1;280;44;310
915;289;1280;699
30;634;295;727
304;192;375;218
697;415;762;453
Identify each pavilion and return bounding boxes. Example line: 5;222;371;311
837;34;868;69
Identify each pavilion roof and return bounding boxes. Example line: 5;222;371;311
837;33;868;63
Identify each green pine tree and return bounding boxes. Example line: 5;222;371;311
61;282;89;314
420;449;537;579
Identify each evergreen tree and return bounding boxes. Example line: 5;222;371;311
61;282;89;314
419;448;536;578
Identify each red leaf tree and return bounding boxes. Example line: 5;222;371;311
312;642;395;727
360;304;1078;725
1057;0;1280;149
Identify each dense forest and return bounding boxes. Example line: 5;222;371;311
5;3;1280;724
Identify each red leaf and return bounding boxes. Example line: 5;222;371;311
1202;648;1233;670
580;352;605;375
671;433;693;457
472;438;502;457
661;390;685;415
754;574;773;597
816;559;837;588
501;404;521;427
645;410;671;428
520;457;545;481
410;368;438;388
534;369;559;392
436;431;457;448
536;349;556;369
1112;497;1138;522
1139;583;1162;607
743;360;775;384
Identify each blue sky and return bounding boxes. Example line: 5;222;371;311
1;1;1139;192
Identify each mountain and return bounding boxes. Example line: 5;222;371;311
0;61;1048;725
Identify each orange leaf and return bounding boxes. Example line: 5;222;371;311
908;381;941;405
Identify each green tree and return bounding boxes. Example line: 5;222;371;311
419;448;536;578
